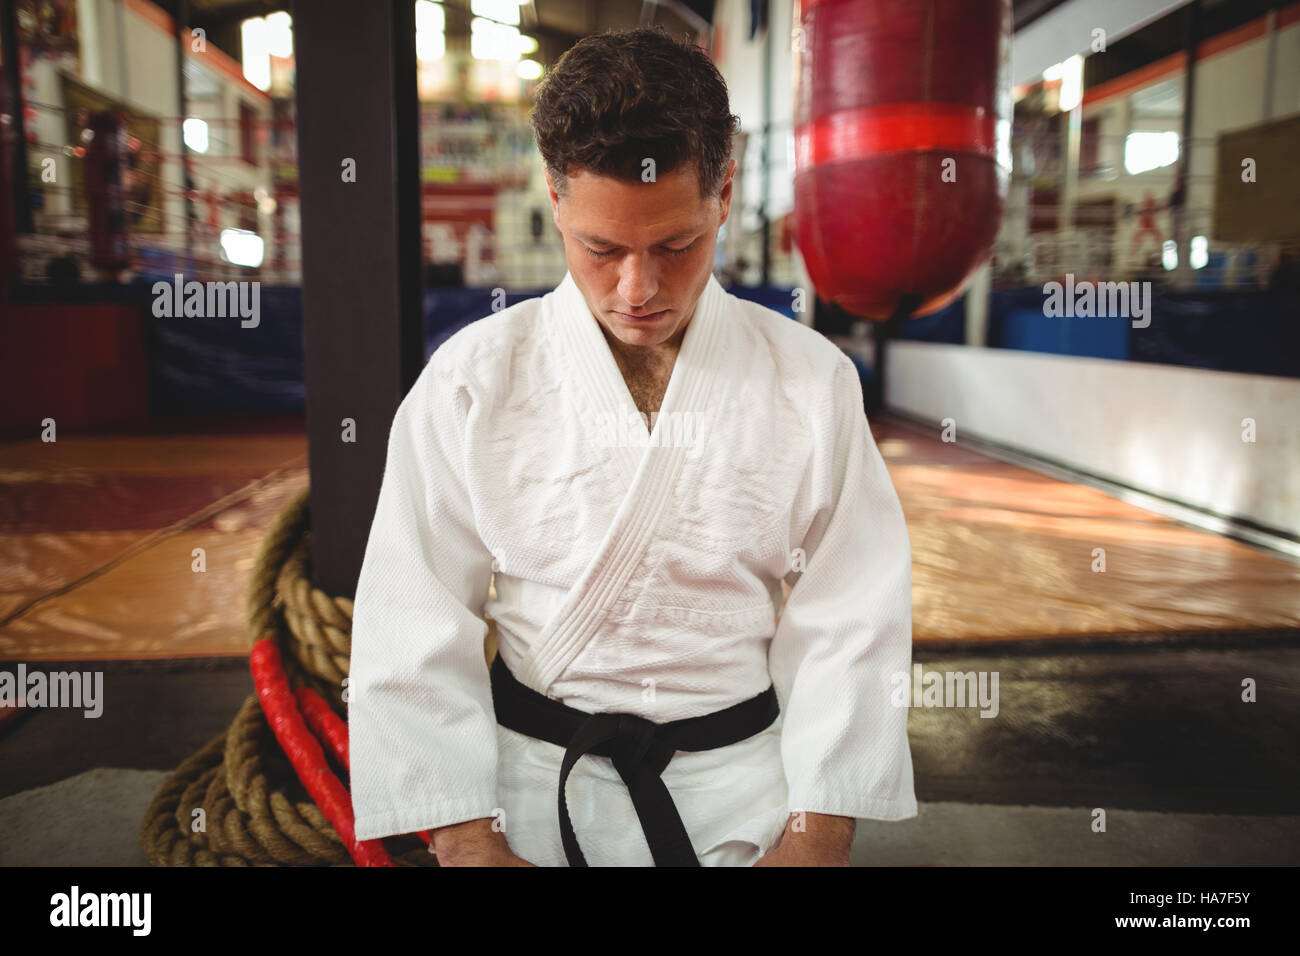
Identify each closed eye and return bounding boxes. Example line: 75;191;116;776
582;240;696;259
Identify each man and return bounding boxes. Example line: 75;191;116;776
348;28;916;867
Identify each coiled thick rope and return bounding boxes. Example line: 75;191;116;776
138;487;451;866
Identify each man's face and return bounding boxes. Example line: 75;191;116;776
547;160;735;349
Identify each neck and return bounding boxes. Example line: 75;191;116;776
582;280;707;370
601;318;689;371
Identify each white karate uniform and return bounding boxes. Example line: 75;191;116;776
348;271;917;866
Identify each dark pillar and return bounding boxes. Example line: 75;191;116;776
2;0;33;235
1171;0;1200;279
868;295;920;415
174;0;195;263
294;0;422;598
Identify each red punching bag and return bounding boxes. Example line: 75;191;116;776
794;0;1011;320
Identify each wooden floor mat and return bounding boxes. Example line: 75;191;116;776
2;419;1297;661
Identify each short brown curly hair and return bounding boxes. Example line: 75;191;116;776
530;27;739;198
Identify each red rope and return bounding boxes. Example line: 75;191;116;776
249;639;394;866
294;685;349;770
291;683;433;849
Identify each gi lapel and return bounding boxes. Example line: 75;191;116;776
521;272;730;693
549;273;644;488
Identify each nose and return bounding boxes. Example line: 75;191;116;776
617;253;658;311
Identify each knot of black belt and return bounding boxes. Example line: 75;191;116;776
489;653;779;867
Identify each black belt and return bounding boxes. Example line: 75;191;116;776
489;653;780;867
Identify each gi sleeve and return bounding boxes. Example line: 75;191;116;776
348;356;499;841
767;354;917;823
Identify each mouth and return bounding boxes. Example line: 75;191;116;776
612;309;670;323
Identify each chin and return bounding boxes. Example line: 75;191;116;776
617;321;676;347
606;311;672;342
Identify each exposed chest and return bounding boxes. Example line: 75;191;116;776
615;359;675;427
623;368;673;424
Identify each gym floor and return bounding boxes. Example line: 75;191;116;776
2;416;1298;865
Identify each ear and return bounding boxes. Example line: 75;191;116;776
545;168;562;226
717;159;738;228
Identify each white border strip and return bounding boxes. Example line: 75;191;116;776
883;410;1300;562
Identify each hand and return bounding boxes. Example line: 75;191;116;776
431;816;537;867
441;845;537;867
753;812;854;867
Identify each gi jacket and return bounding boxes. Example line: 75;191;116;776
347;272;917;865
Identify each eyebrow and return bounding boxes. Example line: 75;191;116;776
576;229;699;247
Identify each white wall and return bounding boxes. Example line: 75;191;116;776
1002;14;1300;280
1084;16;1300;267
887;342;1300;538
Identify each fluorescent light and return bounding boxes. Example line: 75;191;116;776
183;118;209;153
516;59;542;80
471;0;520;26
471;17;520;62
1162;239;1178;271
1124;131;1179;175
241;17;271;91
1058;54;1083;112
416;0;445;32
416;1;445;61
265;11;293;58
1190;235;1208;270
220;228;265;268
